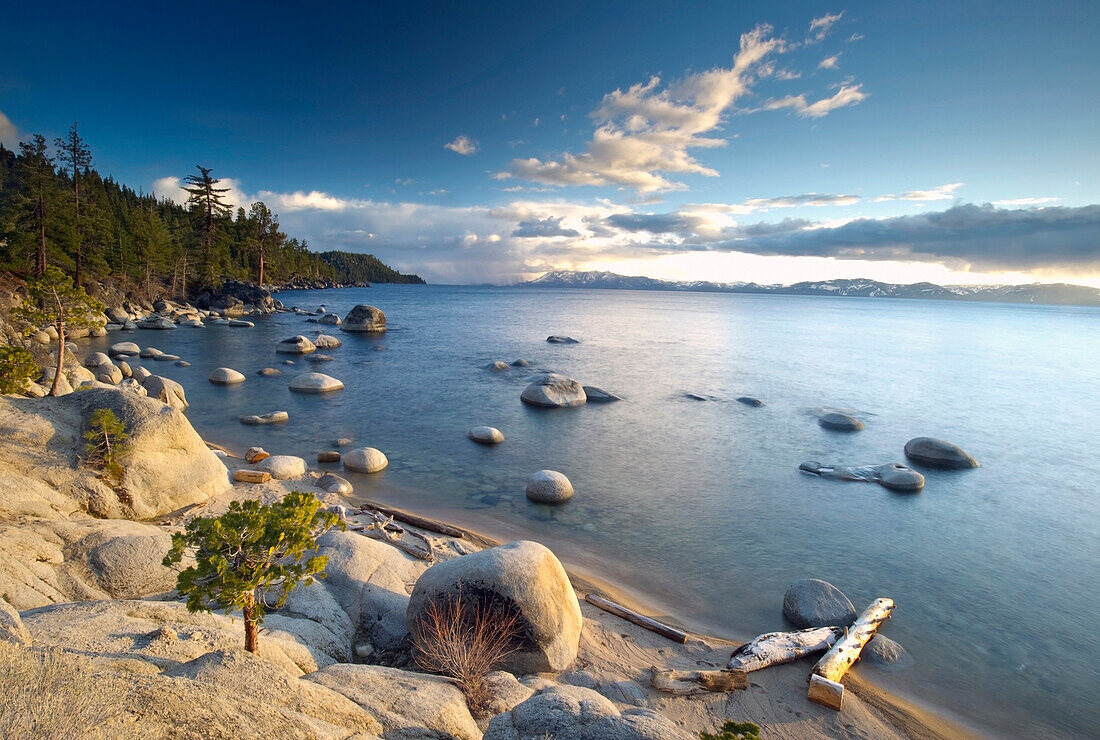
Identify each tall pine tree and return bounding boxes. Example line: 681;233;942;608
54;123;93;285
182;165;231;290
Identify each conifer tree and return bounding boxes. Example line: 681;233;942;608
182;165;231;290
54;123;92;285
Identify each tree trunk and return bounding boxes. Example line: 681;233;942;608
807;598;895;710
75;244;83;288
257;249;264;287
50;322;65;396
243;599;259;653
36;198;46;277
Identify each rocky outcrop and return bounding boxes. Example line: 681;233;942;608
407;540;582;673
484;684;693;739
340;305;386;333
904;437;979;469
0;599;31;645
0;388;228;521
521;373;587;408
782;578;857;629
306;663;479;740
192;279;280;315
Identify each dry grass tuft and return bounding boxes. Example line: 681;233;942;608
411;587;524;716
0;642;127;739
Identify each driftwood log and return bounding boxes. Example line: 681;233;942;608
353;511;434;561
357;504;465;539
585;593;689;643
807;598;895;710
727;626;844;672
233;469;271;484
651;667;748;695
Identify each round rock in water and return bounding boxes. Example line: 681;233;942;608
546;335;579;344
238;411;288;425
863;635;914;671
526;470;574;503
307;353;335;363
317;451;341;463
289;372;344;393
468;426;505;444
819;412;864;431
343;447;389;473
257;367;282;376
737;396;764;407
904;437;979;469
489;361;510;372
313;333;343;349
875;463;925;492
520;373;587;408
783;578;857;628
277;335;317;354
208;367;246;385
341;304;386;333
109;341;140;357
511;359;531;367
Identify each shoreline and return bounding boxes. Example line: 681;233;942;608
208;434;979;739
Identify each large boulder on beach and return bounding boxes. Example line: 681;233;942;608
142;375;188;409
783;578;857;628
96;363;124;385
525;470;574;503
289;372;344;393
468;426;505;444
904;437;979;469
819;412;864;431
344;447;388;473
520;373;587;408
208;367;246;385
84;352;112;368
258;455;307;480
318;473;353;495
484;684;692;740
277;335;316;354
341;304;386;333
407;540;582;674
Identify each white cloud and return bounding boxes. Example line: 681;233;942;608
763;83;868;118
875;182;962;202
807;12;844;43
991;197;1059;206
818;54;840;70
0;110;17;145
444;135;479;155
255;190;346;211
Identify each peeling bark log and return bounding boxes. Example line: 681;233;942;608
233;470;271;484
727;626;844;672
585;593;689;643
357;504;465;538
651;667;747;695
807;598;895;710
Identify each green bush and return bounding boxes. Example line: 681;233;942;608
0;345;38;394
83;408;129;482
700;721;761;740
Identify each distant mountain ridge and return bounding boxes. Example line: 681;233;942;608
520;270;1100;307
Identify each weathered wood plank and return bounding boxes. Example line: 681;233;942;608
807;598;895;710
651;667;748;695
357;504;465;538
233;469;271;484
727;626;844;672
585;593;689;643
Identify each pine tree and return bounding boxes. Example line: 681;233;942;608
13;135;57;276
247;201;282;286
54;123;93;286
182;165;231;290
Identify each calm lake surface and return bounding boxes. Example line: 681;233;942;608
86;285;1100;737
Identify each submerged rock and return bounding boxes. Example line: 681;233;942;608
546;335;579;344
341;304;386;333
511;359;531;368
525;470;574;503
783;578;857;628
581;386;622;402
904;437;979;469
489;361;510;371
819;412;864;431
799;461;925;492
520;373;586;408
863;635;913;670
408;540;582;674
737;396;765;407
468;426;505;444
257;367;282;376
238;411;289;425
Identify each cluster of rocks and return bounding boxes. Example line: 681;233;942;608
799;437;977;494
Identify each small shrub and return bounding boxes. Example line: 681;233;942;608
0;345;38;394
83;408;129;482
0;642;126;739
411;586;524;717
700;721;761;740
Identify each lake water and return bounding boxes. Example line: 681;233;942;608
85;285;1100;738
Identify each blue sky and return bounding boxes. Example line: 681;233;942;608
2;1;1098;285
